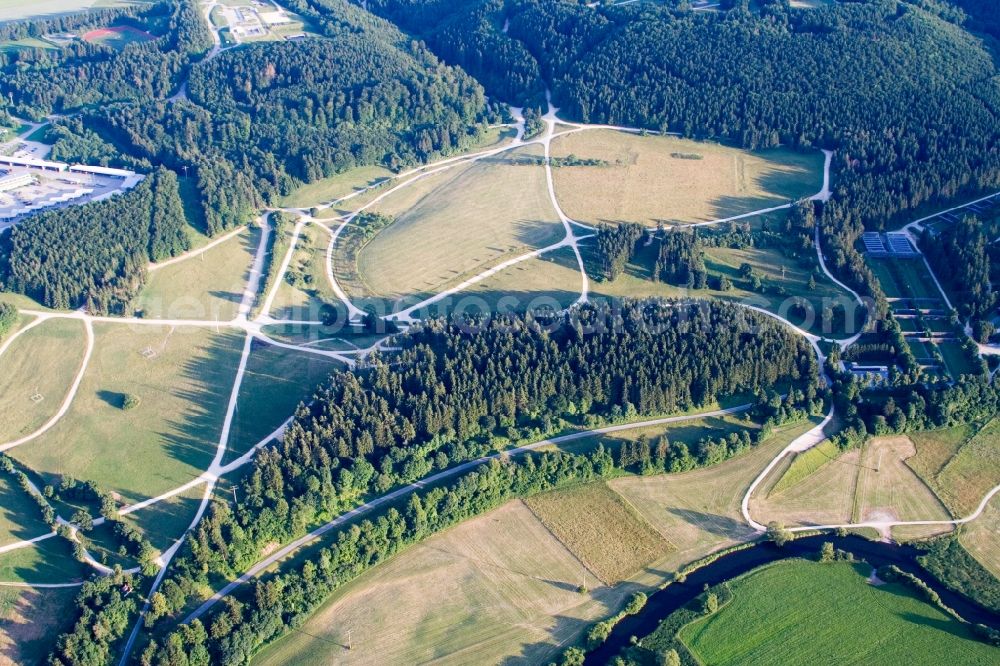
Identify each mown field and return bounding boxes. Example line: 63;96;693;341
138;227;257;322
11;324;244;505
418;246;584;319
524;481;672;584
908;420;1000;516
225;340;342;463
753;442;860;528
0;318;87;443
252;500;627;666
678;560;998;665
854;437;952;532
549;129;823;226
960;495;1000;579
752;433;959;535
347;146;564;308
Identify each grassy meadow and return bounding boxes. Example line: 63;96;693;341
138;227;258;322
678;560;998;665
549;129;824;226
225;340;342;463
11;325;244;504
0;318;87;443
0;586;78;666
347;146;564;308
524;481;673;584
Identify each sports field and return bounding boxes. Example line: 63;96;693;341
81;25;155;49
349;146;564;307
678;560;998;665
138;227;258;321
524;481;673;584
0;318;86;443
11;325;244;504
549;129;823;226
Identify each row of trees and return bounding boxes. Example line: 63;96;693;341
0;168;189;313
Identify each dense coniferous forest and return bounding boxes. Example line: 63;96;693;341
363;0;1000;311
594;222;644;280
922;215;998;325
87;0;493;234
0;168;188;313
128;301;818;636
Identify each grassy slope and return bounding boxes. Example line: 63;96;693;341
0;586;78;666
679;560;997;666
225;340;342;463
137;227;257;321
351;146;564;306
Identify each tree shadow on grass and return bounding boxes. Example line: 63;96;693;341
158;331;245;497
665;508;755;541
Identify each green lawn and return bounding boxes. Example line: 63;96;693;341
938;340;979;379
138;226;257;321
224;340;342;463
678;560;998;665
0;318;87;443
0;474;51;546
0;537;88;585
279;165;394;208
769;438;842;495
11;325;244;504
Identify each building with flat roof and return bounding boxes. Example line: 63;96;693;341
0;172;34;193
